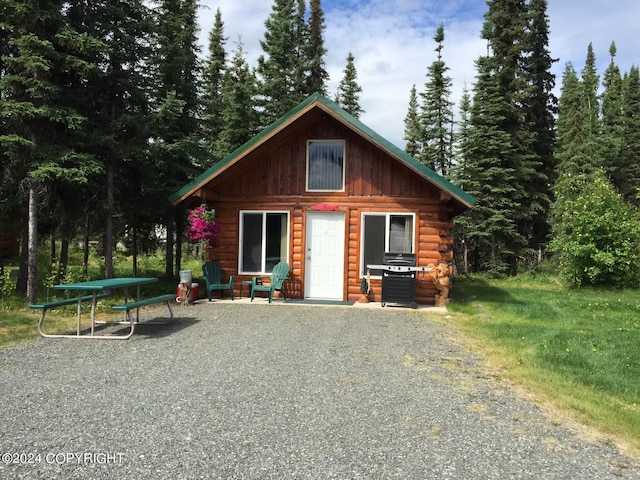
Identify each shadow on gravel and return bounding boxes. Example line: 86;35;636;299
111;317;201;339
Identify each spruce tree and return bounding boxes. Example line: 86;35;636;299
1;0;102;300
581;43;601;142
522;0;556;254
335;51;364;118
64;0;155;279
403;85;421;157
555;63;591;177
215;41;260;157
600;42;626;194
306;0;329;95
619;66;640;204
452;84;473;275
457;54;521;275
418;24;454;176
201;8;227;164
459;0;536;274
257;0;304;126
152;0;203;279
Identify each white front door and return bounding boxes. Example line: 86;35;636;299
305;211;345;299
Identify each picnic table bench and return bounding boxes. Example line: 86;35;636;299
31;293;112;337
111;293;175;323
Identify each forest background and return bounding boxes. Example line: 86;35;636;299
2;0;640;303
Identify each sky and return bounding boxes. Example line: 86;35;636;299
195;0;639;148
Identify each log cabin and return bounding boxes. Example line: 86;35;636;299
170;93;475;305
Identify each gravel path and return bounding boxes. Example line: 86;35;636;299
1;302;639;479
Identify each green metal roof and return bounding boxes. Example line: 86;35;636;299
169;92;475;208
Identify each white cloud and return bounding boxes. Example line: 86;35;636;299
197;0;639;147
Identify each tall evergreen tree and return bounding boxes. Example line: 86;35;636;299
600;43;626;193
618;66;640;204
306;0;329;95
1;0;102;300
152;0;203;279
403;85;421;157
456;54;520;275
418;24;454;176
335;51;364;118
458;0;538;274
215;41;259;157
522;0;556;254
452;84;473;275
555;63;591;176
257;0;304;126
65;0;155;279
201;8;227;164
581;43;601;141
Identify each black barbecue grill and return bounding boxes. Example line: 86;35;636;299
359;252;417;308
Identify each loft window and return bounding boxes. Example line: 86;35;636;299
306;140;345;191
361;213;414;275
239;211;289;274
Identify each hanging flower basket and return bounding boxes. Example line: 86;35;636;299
186;205;220;244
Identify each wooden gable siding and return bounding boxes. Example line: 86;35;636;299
200;108;439;203
198;108;456;304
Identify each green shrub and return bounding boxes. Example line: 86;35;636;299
550;169;640;288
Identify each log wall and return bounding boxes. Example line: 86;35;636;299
195;107;460;305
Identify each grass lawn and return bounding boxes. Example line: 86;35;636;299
447;274;640;458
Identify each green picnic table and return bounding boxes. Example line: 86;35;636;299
30;277;174;340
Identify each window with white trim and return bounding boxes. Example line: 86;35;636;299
361;213;415;275
306;140;345;191
239;211;289;274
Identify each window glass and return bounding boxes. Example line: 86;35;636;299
307;141;345;191
362;213;414;275
389;215;413;252
363;215;385;275
241;213;263;273
240;212;288;274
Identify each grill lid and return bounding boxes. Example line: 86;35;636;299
382;252;416;267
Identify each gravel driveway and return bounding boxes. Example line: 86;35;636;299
1;302;639;479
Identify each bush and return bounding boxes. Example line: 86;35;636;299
550;169;640;288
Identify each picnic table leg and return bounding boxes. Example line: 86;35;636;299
77;294;82;336
90;292;97;336
136;285;141;322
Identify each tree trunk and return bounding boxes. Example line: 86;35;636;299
165;214;174;280
49;234;56;268
16;219;28;294
26;183;38;304
82;213;90;277
59;237;69;282
132;225;138;277
174;210;183;279
104;161;114;278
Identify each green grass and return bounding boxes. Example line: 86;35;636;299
448;274;640;457
0;249;206;344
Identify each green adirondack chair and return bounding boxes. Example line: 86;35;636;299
250;262;290;303
202;261;234;301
